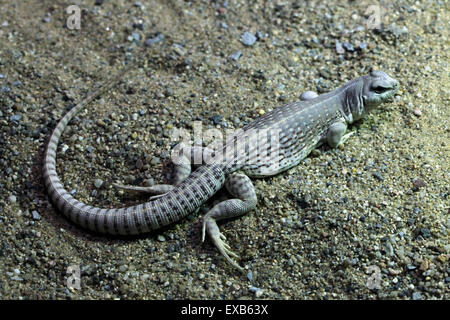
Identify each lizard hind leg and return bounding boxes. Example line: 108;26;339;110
202;172;257;272
113;145;214;199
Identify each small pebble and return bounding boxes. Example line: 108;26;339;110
150;157;161;165
241;32;257;46
119;265;128;272
300;91;319;100
210;114;223;125
385;242;394;256
412;179;425;190
144;33;164;46
335;41;345;54
419;228;431;238
342;42;354;52
419;259;429;271
61;144;69;153
10;114;22;122
412;292;422;300
94;179;103;189
157;235;166;242
372;172;384;181
388;24;409;38
135;159;143;169
31;210;41;221
389;268;402;276
8;195;17;203
131;32;140;42
229;51;242;61
249;286;263;297
412;108;422;117
172;44;185;56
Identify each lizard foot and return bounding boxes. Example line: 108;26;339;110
200;173;256;273
113;183;174;199
202;217;244;272
337;131;355;148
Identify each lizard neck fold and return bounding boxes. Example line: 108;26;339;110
340;79;365;124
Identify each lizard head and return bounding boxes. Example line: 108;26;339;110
343;70;399;123
362;70;399;110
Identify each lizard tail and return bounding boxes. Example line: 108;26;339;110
43;63;223;235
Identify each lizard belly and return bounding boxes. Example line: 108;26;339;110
242;136;321;178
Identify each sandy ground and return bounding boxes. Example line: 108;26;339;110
0;0;448;299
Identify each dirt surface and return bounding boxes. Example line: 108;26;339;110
0;0;448;299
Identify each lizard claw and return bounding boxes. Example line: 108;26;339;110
201;220;206;243
337;131;355;147
202;216;244;272
212;234;243;271
148;194;167;200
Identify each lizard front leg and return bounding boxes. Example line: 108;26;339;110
326;120;354;148
202;172;257;272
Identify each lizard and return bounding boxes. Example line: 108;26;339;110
43;68;399;271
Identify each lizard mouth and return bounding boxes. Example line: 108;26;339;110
371;78;399;96
372;85;392;94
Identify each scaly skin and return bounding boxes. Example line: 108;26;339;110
44;69;399;271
